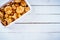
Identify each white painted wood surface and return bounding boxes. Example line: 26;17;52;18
0;0;60;40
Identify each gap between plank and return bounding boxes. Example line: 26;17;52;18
0;32;60;33
28;13;60;15
15;22;60;24
31;5;60;6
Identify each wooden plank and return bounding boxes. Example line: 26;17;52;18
30;6;60;15
0;23;60;33
3;24;60;33
0;33;60;40
28;0;60;5
16;15;60;22
1;23;60;32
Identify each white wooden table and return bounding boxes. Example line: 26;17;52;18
0;0;60;40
